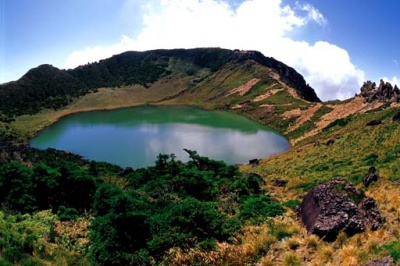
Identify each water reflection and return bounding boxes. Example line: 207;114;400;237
30;106;289;168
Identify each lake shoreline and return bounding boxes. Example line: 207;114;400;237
30;105;289;168
11;89;199;143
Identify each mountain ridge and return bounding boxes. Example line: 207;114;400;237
0;48;319;117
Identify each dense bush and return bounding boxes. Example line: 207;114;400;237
89;150;283;265
0;160;101;213
0;148;284;265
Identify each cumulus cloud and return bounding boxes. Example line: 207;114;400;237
64;0;365;101
65;35;135;69
382;76;399;87
295;2;327;26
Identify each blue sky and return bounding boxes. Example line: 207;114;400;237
1;0;399;100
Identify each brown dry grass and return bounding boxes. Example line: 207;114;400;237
252;87;282;102
291;97;385;144
10;80;186;140
284;103;323;132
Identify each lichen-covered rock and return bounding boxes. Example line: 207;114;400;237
298;177;382;241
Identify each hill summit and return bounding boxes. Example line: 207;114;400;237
0;48;319;117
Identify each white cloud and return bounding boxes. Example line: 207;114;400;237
64;0;365;101
382;76;399;87
65;35;135;69
297;3;327;26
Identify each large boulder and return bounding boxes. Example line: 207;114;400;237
298;177;382;241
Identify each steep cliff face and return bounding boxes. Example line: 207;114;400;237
231;50;320;102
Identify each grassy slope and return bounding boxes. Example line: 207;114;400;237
237;106;400;265
2;58;400;265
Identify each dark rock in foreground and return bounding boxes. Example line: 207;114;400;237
363;166;379;187
393;111;400;122
366;119;382;126
298;177;382;241
272;179;287;187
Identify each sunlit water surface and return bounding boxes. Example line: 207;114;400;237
30;106;289;168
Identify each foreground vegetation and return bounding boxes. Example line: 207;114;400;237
1;48;399;265
0;148;286;265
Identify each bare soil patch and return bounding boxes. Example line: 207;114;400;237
253;87;282;102
226;78;260;97
291;97;385;144
285;103;323;132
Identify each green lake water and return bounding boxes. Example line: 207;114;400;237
30;106;289;168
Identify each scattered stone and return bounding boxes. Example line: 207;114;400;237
298;177;382;241
249;158;259;166
325;139;335;146
363;166;379;187
272;179;288;187
393;111;400;122
366;119;382;126
363;256;394;266
118;167;134;176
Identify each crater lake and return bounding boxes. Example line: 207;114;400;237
30;106;289;168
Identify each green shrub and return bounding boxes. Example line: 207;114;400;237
240;195;283;223
268;221;293;241
221;217;242;238
2;246;25;264
379;241;400;263
282;199;301;209
362;153;379;166
56;206;79;221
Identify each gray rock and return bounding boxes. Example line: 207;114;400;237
363;256;394;266
360;80;400;103
298;177;382;241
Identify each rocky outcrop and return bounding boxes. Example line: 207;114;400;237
235;50;321;102
360;80;400;103
298;177;382;241
248;158;260;166
393;111;400;122
363;166;378;187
